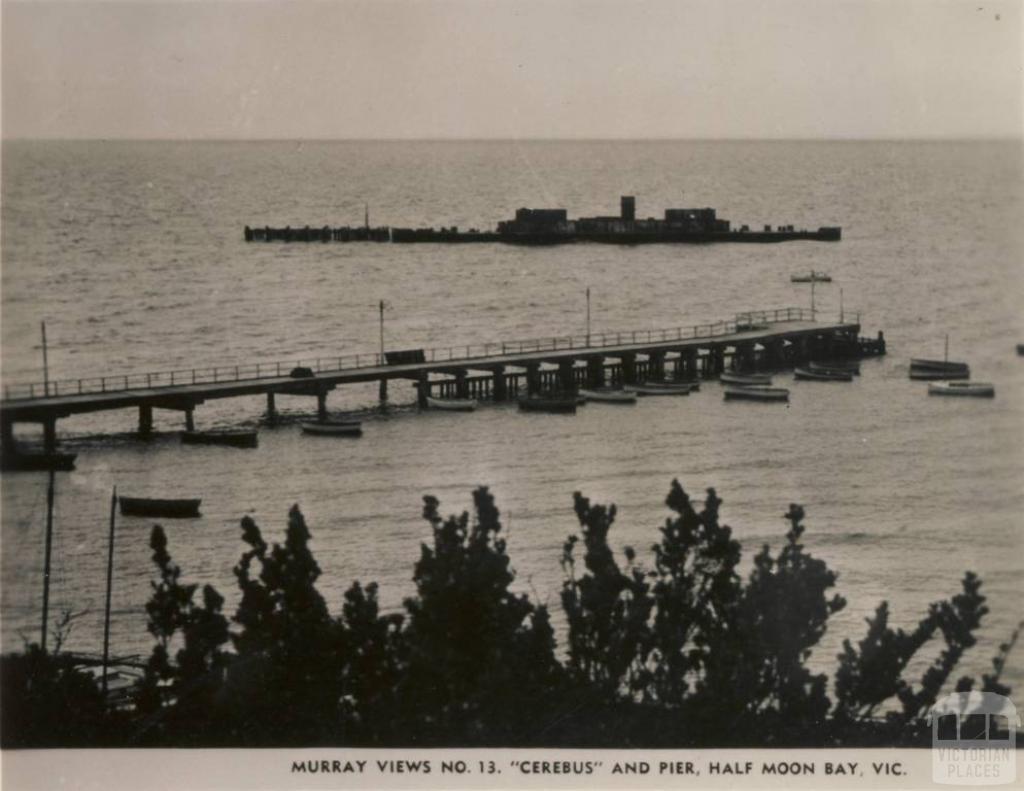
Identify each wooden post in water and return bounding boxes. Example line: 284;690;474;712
378;378;388;403
102;486;117;698
316;391;328;421
41;468;55;652
266;392;277;425
184;406;195;432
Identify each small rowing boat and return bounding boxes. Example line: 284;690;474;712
808;360;860;376
578;388;637;404
625;383;692;396
724;386;790;402
791;270;832;283
910;358;970;372
119;496;202;518
300;421;363;436
426;397;477;412
720;372;772;386
517;395;577;414
182;430;258;448
1;449;77;472
909;368;970;381
794;367;853;382
927;382;995;398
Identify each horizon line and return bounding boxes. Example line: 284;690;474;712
3;134;1022;144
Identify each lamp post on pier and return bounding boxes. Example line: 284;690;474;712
586;287;591;347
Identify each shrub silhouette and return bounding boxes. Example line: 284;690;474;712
0;481;1013;747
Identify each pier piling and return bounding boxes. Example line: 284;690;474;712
526;363;541;396
416;373;429;408
620;353;637;385
266;392;277;424
42;418;57;454
138;405;153;437
491;366;507;402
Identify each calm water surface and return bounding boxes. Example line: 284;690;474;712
2;140;1022;689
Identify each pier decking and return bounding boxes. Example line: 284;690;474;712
0;308;883;453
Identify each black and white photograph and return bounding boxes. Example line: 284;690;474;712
1;1;1021;788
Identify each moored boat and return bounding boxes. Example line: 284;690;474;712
909;368;970;381
720;372;772;386
625;383;693;396
182;430;258;448
724;386;790;402
517;395;577;413
808;360;860;376
927;382;995;398
1;449;77;472
301;421;363;436
790;270;832;283
910;358;970;372
578;388;637;404
794;367;853;382
426;397;477;412
119;496;202;518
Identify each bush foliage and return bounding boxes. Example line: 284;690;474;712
1;481;1014;747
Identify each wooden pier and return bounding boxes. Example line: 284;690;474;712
0;308;884;454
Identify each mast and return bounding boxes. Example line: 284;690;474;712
379;300;385;363
102;487;117;698
365;203;369;230
41;468;55;651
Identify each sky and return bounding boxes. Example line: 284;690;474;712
2;0;1021;140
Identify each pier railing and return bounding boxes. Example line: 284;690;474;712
1;307;855;402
